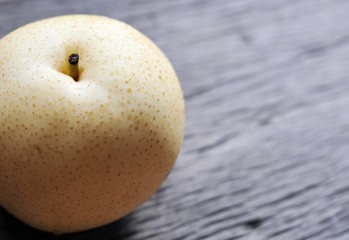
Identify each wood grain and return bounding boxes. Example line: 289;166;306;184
1;0;349;239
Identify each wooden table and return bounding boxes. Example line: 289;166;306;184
1;0;349;239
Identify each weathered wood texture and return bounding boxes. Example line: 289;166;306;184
1;0;349;239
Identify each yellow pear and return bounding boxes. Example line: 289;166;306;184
0;15;185;234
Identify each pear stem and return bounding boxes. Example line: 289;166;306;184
68;53;79;81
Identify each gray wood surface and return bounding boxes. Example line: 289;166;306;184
1;0;349;239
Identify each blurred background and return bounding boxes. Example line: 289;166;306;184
1;0;349;239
